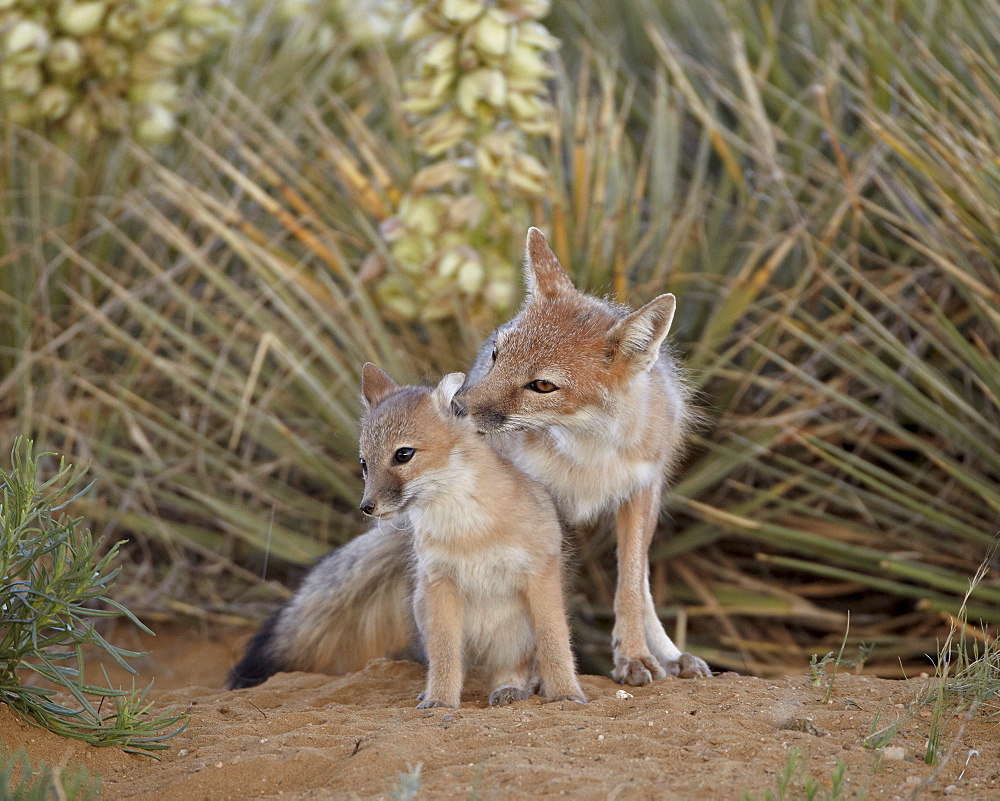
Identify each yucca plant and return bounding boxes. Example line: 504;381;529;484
0;438;185;755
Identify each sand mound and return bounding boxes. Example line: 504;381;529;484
4;628;997;799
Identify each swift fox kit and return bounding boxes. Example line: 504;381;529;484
454;228;711;685
228;364;585;705
358;363;585;708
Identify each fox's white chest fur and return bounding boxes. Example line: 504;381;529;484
413;527;535;599
410;453;538;668
507;428;659;523
414;534;536;668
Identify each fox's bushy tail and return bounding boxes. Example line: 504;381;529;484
227;526;417;689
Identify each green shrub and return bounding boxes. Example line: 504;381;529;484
0;438;185;755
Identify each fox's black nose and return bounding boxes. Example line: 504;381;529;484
451;396;467;417
360;501;375;516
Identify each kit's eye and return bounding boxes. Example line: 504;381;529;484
525;379;558;393
491;346;498;361
394;447;415;464
359;458;367;476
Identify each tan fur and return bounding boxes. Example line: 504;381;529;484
456;227;711;685
360;364;585;708
226;519;421;689
272;526;417;675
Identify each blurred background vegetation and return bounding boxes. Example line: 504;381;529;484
2;0;997;678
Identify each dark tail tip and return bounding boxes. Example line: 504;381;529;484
227;610;283;690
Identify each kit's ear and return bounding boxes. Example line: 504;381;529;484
431;372;466;415
361;362;399;409
606;294;677;371
524;227;575;301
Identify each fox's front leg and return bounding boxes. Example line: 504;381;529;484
612;483;711;684
611;483;667;685
414;575;463;708
639;505;711;680
527;557;586;704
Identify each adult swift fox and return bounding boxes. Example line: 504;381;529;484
453;228;711;686
230;364;585;708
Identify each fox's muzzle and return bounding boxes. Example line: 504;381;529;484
359;499;375;516
454;385;508;432
469;408;508;433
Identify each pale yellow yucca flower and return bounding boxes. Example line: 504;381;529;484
36;84;74;119
56;2;108;37
410;159;470;193
46;37;84;75
145;29;190;67
1;63;42;96
133;101;177;142
440;0;486;25
105;5;142;39
5;20;51;65
64;104;99;139
472;9;513;58
374;0;559;322
0;0;235;143
181;0;235;31
127;80;180;106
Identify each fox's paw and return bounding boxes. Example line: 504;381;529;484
488;685;529;707
662;652;712;679
612;654;667;686
546;691;587;705
416;696;458;709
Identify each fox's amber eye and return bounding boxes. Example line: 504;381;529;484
394;447;415;464
359;458;367;475
491;346;498;361
525;379;558;393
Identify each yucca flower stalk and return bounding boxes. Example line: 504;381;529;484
0;0;235;144
373;0;559;321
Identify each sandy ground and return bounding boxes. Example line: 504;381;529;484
4;627;999;800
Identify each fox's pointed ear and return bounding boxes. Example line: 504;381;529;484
524;227;574;301
431;372;466;415
606;294;676;370
361;362;398;409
